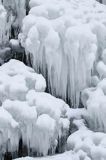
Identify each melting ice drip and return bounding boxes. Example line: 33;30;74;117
19;0;106;107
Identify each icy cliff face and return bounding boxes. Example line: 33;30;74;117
19;0;106;107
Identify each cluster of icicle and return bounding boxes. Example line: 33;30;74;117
19;0;106;107
0;0;27;41
0;2;8;46
0;1;28;65
0;59;70;159
81;40;106;132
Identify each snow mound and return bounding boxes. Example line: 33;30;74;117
20;0;106;107
0;59;46;103
67;125;106;160
14;151;81;160
26;90;68;120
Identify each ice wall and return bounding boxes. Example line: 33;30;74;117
19;0;106;107
0;0;106;107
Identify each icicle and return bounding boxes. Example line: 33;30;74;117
1;0;26;38
19;0;104;107
0;59;70;157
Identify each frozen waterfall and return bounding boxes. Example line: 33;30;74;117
20;0;106;107
0;0;106;160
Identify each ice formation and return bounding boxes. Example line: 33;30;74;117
15;118;106;160
0;3;8;46
0;0;106;160
19;0;106;107
0;107;19;157
81;39;106;132
0;1;26;65
0;0;27;45
67;122;106;160
0;59;70;159
0;0;27;38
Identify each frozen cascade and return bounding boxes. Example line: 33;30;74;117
19;0;106;107
0;59;70;159
0;0;106;160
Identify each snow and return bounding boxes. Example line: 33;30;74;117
0;59;46;102
14;151;80;160
15;126;106;160
26;90;68;120
20;0;106;107
0;59;46;92
67;128;106;160
3;100;37;124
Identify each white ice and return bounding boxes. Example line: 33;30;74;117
20;0;106;107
